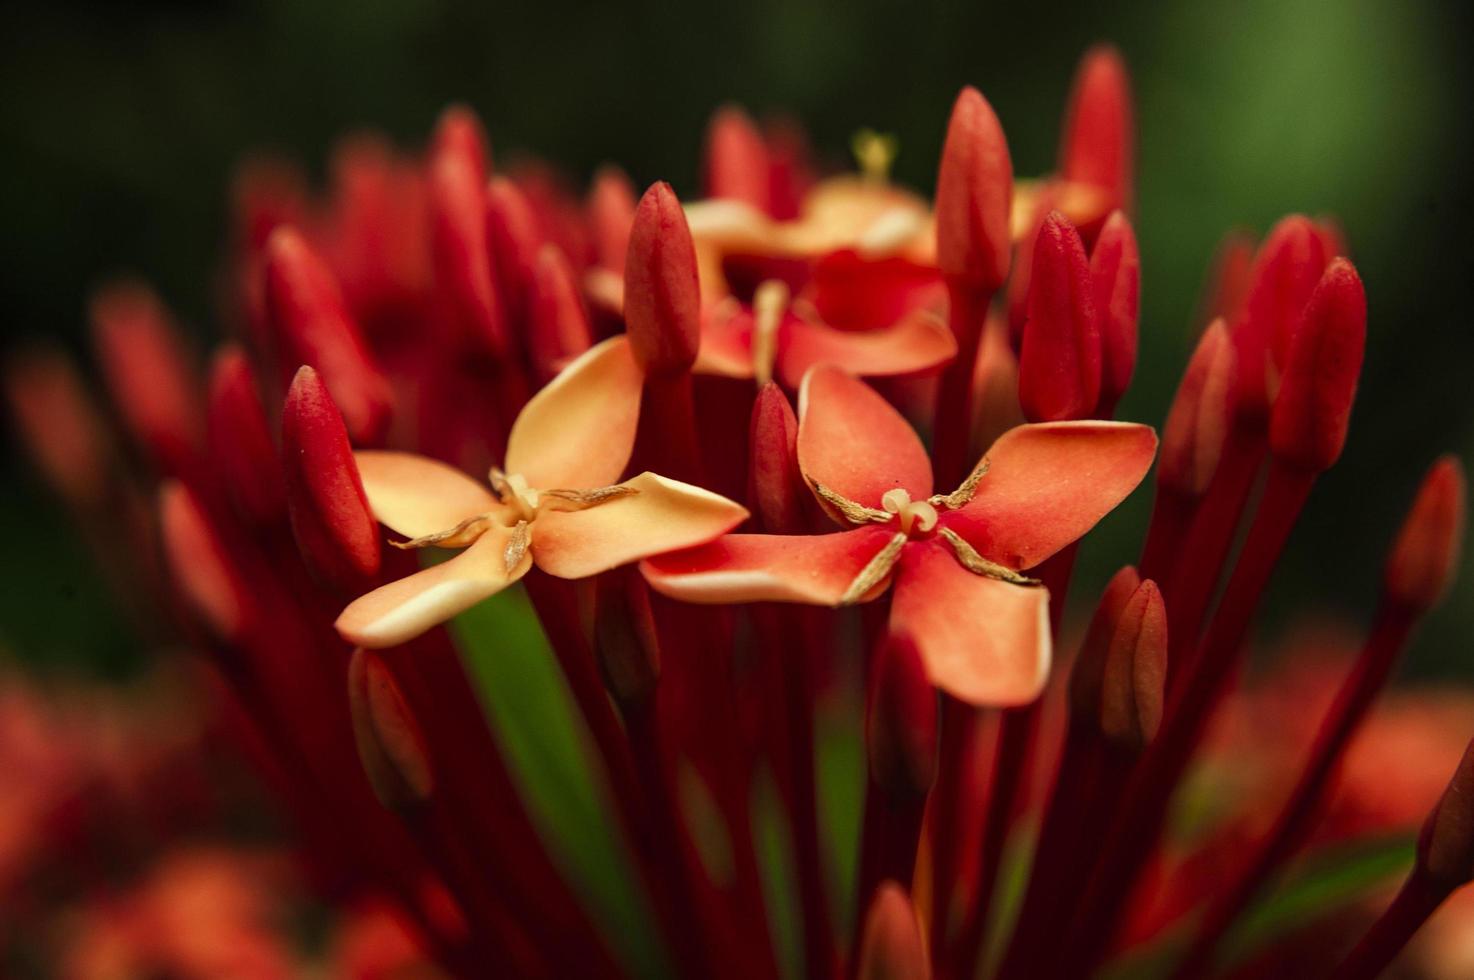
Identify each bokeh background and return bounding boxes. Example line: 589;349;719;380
3;0;1470;678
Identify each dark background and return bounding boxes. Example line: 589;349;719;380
3;0;1471;677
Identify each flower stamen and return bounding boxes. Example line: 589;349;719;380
840;532;908;605
882;488;939;536
939;527;1040;586
389;513;497;550
812;481;891;525
929;459;990;510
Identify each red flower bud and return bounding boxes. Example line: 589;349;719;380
1098;579;1167;750
1268;258;1365;473
1232;215;1329;424
866;632;938;800
1091;210;1141;413
486;176;544;335
207;346;285;526
624;182;701;375
935;86;1013;290
748;382;805;535
229;154;310;255
431;104;491;185
428;120;506;354
348;648;434;810
587;165;637;275
856;882;928;980
4;347;110;510
528;245;594;382
1196;228;1256;329
90;280;205;477
281;366;380;594
1059;45;1135;214
1383;456;1466;613
326;134;432;320
1018;212;1101;422
1315;215;1348;262
703;104;771;214
1159;319;1237;496
262;228;393;445
158;480;249;642
1068;566;1142;719
764;116;816;221
1418;737;1474;889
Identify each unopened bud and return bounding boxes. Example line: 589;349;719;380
1091;210;1140;413
262;228;393;445
935;86;1013;290
431;104;491;185
348;648;434;810
1196;228;1256;329
1018;211;1101;422
529;245;594;382
429;121;506;354
1159;319;1236;496
1418;737;1474;889
624;182;701;375
748;383;805;535
1068;566;1142;718
1098;579;1167;750
1383;456;1466;613
856;881;929;980
4;347;110;510
1268;258;1365;473
486;176;544;334
587;165;637;275
281;366;381;594
1059;45;1135;215
703;104;772;214
207;346;285;526
594;569;662;708
158;481;249;642
866;633;938;800
90;280;204;476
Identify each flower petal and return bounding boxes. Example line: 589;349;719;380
693;304;756;379
355;450;503;540
505;335;643;490
336;525;531;648
890;542;1051;706
641;525;899;605
940;421;1156;570
778;310;955;387
797;365;932;512
532;472;749;580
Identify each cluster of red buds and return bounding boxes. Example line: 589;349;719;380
7;44;1470;979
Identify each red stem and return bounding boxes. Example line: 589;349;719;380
932;280;992;489
1059;462;1316;977
926;696;981;959
1167;603;1418;978
1138;484;1196;585
1328;871;1448;980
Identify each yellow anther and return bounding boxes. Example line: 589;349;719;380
881;488;938;535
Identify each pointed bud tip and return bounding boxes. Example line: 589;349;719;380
348;649;434;810
1018;211;1101;422
857;882;929;980
207;345;286;526
1268;257;1366;472
1159;319;1236;495
624;182;701;374
1061;44;1135;211
1384;456;1466;612
1091;210;1141;410
704;104;771;212
748;383;805;535
1069;565;1142;717
867;632;938;799
158;481;248;642
1098;579;1167;748
935;86;1013;289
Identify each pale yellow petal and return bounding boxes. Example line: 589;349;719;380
355;450;503;540
531;471;748;580
505;335;644;490
335;525;531;648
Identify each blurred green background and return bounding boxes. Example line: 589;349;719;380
2;0;1470;678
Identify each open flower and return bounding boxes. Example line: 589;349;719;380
336;336;748;647
642;366;1156;704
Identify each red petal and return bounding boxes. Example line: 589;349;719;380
806;250;946;333
641;526;899;605
1268;258;1365;472
941;421;1156;570
1018;212;1101;422
778;309;955;388
890;542;1051;706
935;87;1013;289
797;365;932;510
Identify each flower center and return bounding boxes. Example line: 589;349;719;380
495;471;542;522
882;488;938;536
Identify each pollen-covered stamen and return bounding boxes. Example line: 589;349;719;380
489;467;541;521
929;459;991;510
840;531;908;605
504;520;532;573
390;513;497;550
939;527;1040;586
882;488;939;536
751;280;790;386
813;481;891;525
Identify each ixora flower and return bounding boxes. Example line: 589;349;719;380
335;335;748;648
643;364;1157;705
